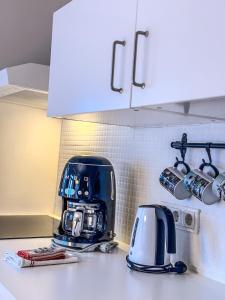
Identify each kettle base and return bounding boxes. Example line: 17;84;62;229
126;255;187;274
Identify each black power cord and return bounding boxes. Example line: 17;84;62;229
126;255;187;274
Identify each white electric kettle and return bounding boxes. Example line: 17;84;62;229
126;205;187;274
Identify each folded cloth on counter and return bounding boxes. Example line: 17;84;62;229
17;247;66;261
4;249;79;268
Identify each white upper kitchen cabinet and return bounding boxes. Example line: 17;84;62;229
131;0;225;108
48;0;137;116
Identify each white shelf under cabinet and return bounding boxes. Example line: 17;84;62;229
58;96;225;128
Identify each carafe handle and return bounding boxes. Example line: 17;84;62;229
72;210;84;237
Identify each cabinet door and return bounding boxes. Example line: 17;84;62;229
48;0;137;116
132;0;225;108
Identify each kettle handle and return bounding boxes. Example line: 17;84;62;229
155;206;176;265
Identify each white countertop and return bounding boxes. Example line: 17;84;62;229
0;238;225;300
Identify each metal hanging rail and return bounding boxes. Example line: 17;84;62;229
171;133;225;150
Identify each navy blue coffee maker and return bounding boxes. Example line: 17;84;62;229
53;156;116;249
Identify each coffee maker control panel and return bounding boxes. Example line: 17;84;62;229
63;175;91;199
75;176;90;199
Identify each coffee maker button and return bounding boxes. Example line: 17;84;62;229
84;191;89;196
78;190;82;195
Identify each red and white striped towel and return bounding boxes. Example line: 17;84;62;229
17;247;66;261
4;247;79;268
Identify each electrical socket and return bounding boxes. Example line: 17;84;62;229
161;202;201;234
182;210;195;230
169;206;182;226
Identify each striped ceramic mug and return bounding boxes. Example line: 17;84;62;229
212;173;225;201
184;162;220;205
159;160;191;200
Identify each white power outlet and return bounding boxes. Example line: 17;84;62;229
161;202;201;234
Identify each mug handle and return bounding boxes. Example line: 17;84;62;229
199;160;219;178
174;159;190;174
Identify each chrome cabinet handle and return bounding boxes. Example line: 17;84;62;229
111;40;126;93
132;31;149;89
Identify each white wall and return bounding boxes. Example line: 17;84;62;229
0;102;61;215
55;119;225;284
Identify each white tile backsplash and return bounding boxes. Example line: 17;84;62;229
55;119;225;284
